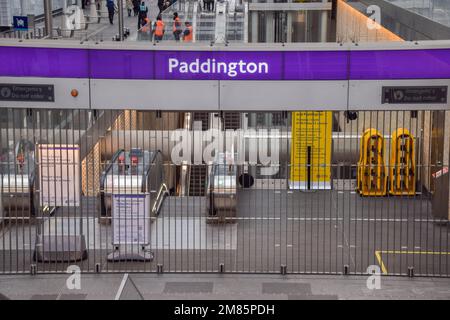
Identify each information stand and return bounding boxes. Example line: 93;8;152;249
108;193;153;262
34;144;86;262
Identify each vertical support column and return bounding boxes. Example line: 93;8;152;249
251;10;258;43
445;111;450;220
100;0;109;18
214;0;228;44
243;2;249;43
89;1;99;23
118;0;124;40
286;11;292;42
265;10;274;42
20;0;26;15
43;0;53;38
320;0;328;42
193;1;198;43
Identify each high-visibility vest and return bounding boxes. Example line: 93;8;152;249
173;17;181;32
139;4;147;12
184;26;193;42
141;19;151;32
155;20;165;36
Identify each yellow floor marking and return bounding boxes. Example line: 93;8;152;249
374;250;450;274
374;251;388;274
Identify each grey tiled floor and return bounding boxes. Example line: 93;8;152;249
1;273;450;300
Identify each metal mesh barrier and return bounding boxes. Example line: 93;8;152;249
0;109;449;277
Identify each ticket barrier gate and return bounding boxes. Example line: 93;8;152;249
431;167;449;221
389;128;416;196
357;128;387;196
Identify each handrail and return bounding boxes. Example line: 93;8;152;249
141;151;159;192
161;0;185;16
152;183;170;216
179;113;192;196
99;149;124;190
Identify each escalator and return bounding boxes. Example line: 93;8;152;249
188;165;208;196
223;112;241;130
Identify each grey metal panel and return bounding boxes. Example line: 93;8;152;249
219;80;348;110
348;79;450;110
0;77;90;109
358;0;450;40
90;79;219;110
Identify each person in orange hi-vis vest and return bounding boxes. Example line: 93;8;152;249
172;12;182;41
183;21;193;42
154;15;165;41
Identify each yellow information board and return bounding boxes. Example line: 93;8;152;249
289;111;332;190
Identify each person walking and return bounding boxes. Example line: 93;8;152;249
138;1;149;30
126;0;133;16
183;21;193;42
157;0;164;13
153;14;165;41
106;0;115;24
132;0;140;16
172;12;182;41
208;0;215;12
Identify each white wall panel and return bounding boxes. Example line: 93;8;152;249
90;79;219;110
219;81;349;110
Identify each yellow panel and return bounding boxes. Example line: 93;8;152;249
290;111;332;190
357;128;387;196
389;128;416;196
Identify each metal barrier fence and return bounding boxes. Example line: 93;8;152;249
0;108;449;276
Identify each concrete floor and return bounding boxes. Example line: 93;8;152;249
1;273;450;300
1;189;449;276
29;0;159;42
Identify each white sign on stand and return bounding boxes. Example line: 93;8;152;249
38;144;80;207
112;194;151;245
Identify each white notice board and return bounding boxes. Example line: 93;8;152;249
112;194;151;245
38;144;80;207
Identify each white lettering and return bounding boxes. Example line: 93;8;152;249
168;58;179;72
189;59;200;73
217;62;227;74
367;5;381;30
171;129;191;165
179;62;188;73
259;62;269;73
228;62;238;77
66;265;81;290
167;58;270;77
238;60;246;73
247;62;257;73
366;265;382;289
200;61;210;73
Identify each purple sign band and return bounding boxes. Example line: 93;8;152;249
1;46;450;80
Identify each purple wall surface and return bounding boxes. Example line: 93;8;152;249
1;46;450;80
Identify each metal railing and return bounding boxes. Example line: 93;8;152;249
135;0;247;42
